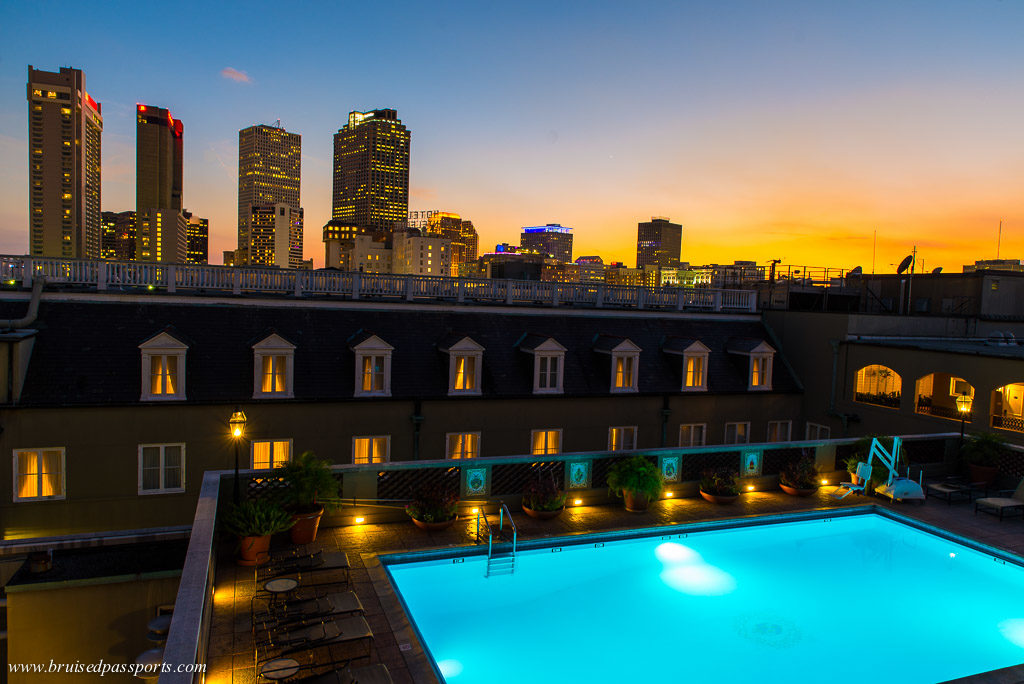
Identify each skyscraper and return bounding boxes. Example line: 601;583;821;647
183;210;209;264
520;224;573;263
27;66;103;259
136;104;186;263
237;124;302;267
332;109;410;238
636;216;682;269
423;212;479;276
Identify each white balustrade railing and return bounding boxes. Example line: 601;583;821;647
6;255;757;313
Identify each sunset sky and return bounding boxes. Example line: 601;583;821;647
0;0;1021;271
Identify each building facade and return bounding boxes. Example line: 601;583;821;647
183;211;209;264
392;229;451;276
423;212;478;276
237;124;302;266
636;217;682;269
521;224;573;263
243;204;303;268
27;66;103;259
332;109;410;238
135;104;186;263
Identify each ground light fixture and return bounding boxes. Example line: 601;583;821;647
229;408;247;503
956;392;974;448
573;498;583;506
354;517;365;524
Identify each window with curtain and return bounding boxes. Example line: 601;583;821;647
454;355;476;391
150;355;178;396
767;421;792;442
684;354;706;389
140;444;184;493
679;424;707;447
724;422;750;445
361;355;385;392
261;355;287;393
531;429;561;455
252;440;291;469
608;426;637;451
446;432;480;459
353;436;389;464
612;353;638;391
14;448;64;501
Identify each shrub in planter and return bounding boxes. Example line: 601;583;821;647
606;456;663;512
222;500;294;565
406;483;459;530
522;470;567;519
962;432;1007;486
780;456;819;495
699;469;740;504
280;451;339;544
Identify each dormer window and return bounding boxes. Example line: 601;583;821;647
253;333;295;399
139;331;188;401
594;337;641;393
665;339;710;392
443;336;484;396
351;334;393;397
521;336;566;394
727;339;775;392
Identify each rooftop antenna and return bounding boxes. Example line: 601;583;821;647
997;219;1003;259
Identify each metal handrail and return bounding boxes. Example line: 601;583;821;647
499;502;518;556
475;507;494;560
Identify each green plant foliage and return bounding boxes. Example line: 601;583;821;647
222;500;294;537
522;470;567;511
700;469;739;496
961;432;1008;467
780;456;819;489
280;451;339;513
606;456;664;500
405;483;458;523
843;456;860;474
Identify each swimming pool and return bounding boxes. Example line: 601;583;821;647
386;511;1024;683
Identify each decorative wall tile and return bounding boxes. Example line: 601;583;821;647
742;450;763;477
566;460;591;490
660;455;680;483
464;467;488;496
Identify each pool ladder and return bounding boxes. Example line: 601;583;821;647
475;503;517;577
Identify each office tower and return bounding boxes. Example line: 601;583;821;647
27;66;103;259
636;216;682;269
100;212;118;259
520;224;573;263
332;109;410;239
237;123;302;266
245;204;303;268
183;210;209;264
136;104;186;263
575;255;606;283
104;210;137;261
393;228;451;276
424;212;478;276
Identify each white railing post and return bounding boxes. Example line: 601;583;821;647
351;272;361;300
712;291;722;311
404;274;413;302
293;272;302;297
232;269;241;295
22;259;32;288
166;266;176;293
747;291;757;312
595;285;604;308
505;280;513;305
97;262;107;291
457;278;465;303
552;284;560;307
637;287;646;310
677;289;685;311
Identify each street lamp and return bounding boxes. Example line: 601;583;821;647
229;409;247;504
955;392;973;449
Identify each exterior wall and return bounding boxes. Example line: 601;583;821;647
6;575;179;683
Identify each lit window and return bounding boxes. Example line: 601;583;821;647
676;341;710;391
724;422;750;445
728;340;775;391
253;333;295;398
353;436;389;464
352;335;393;397
445;337;484;396
613;353;637;391
139;444;185;494
526;338;566;394
531;429;562;455
446;432;480;459
139;332;187;401
13;448;65;501
679;424;707;447
252;440;291;469
767;420;792;442
608;426;637;451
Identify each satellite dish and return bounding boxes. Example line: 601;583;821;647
897;255;914;274
848;266;863;276
931;267;943;274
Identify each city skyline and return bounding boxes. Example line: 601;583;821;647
1;1;1023;271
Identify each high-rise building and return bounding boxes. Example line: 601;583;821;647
393;228;451;277
636;216;682;269
520;224;573;263
136;104;186;263
183;210;209;264
27;66;103;259
237;124;302;266
423;212;478;276
332;109;410;238
245;204;304;268
575;255;606;283
100;212;118;260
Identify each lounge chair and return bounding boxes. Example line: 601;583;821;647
265;614;374;661
262;550;351;587
831;462;872;499
260;590;364;626
974;479;1024;521
289;664;393;684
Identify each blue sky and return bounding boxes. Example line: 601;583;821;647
1;0;1022;269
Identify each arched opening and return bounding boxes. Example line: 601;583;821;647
914;373;975;421
992;382;1024;433
853;365;902;409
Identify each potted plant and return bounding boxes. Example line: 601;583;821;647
699;469;740;504
606;456;664;512
521;470;567;519
779;456;820;496
280;451;339;545
406;483;459;531
843;456;862;484
962;432;1006;486
222;499;294;566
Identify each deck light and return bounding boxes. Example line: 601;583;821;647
471;507;479;514
746;485;755;491
665;491;674;498
820;479;829;485
574;498;583;506
355;517;365;524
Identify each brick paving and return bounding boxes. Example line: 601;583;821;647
206;488;1024;684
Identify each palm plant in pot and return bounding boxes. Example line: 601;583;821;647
699;469;740;504
606;456;663;512
843;456;862;485
280;451;339;544
962;432;1006;486
521;469;567;519
406;482;459;531
222;499;294;566
779;456;820;496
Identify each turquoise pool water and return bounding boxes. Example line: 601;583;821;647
386;513;1024;683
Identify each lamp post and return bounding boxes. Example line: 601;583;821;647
229;408;247;504
955;392;973;451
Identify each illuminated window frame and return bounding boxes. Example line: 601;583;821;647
445;337;484;396
608;426;637;451
446;432;480;459
352;335;393;398
13;447;66;502
681;341;710;392
724;422;751;445
138;443;185;495
250;439;292;470
353;435;390;464
530;429;562;455
139;331;188;401
530;338;566;395
252;333;295;399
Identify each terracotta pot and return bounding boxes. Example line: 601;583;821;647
522;504;564;520
849;473;861;486
700;490;738;505
238;534;271;566
623;490;650;513
289;506;324;545
968;463;999;487
780;483;818;497
411;515;458;531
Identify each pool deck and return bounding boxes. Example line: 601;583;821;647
207;490;1024;684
